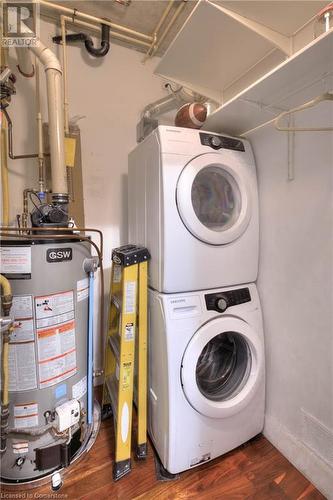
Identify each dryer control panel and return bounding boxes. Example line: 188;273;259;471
205;287;251;313
199;133;245;152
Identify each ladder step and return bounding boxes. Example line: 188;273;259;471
108;335;120;360
105;374;119;420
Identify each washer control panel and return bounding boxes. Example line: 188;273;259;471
199;133;245;152
205;287;251;313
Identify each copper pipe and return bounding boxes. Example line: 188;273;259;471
0;226;104;258
2;108;38;160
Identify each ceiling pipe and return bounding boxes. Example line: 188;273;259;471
58;16;151;49
149;0;188;58
40;0;152;42
21;24;68;205
53;23;111;58
143;0;175;61
85;24;110;57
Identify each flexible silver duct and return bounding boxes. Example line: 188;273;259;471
137;83;219;142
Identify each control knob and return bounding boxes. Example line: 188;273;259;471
216;296;228;312
210;136;222;148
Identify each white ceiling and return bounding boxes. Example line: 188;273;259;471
46;1;196;55
47;1;328;55
215;1;328;36
155;0;330;101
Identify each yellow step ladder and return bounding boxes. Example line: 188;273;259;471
102;245;150;481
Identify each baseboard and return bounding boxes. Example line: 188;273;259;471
264;414;333;499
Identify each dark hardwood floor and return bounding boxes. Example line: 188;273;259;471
10;412;325;500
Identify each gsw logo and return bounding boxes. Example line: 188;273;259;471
47;248;72;263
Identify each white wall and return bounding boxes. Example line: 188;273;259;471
3;18;167;372
249;104;333;498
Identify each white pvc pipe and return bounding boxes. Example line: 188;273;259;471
20;25;68;198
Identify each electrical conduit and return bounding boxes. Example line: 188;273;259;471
87;271;95;425
1;113;10;226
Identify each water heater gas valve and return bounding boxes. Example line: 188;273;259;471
55;400;81;433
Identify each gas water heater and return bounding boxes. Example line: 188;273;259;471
0;10;102;490
0;236;100;488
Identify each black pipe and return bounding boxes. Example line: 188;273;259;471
53;24;110;58
85;24;110;57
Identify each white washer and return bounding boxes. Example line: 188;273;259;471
148;283;265;474
128;126;259;293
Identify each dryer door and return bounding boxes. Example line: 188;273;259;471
176;153;252;245
181;316;263;418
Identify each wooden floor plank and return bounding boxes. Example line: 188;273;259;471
2;408;326;500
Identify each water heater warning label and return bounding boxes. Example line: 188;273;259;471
0;246;31;275
14;403;38;429
37;320;77;389
77;277;89;302
11;295;34;343
11;295;33;318
9;343;37;392
35;290;75;330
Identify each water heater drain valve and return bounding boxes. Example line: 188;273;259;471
55;400;80;433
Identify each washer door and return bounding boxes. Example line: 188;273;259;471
181;317;263;418
176;153;252;245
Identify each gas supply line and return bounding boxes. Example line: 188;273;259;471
0;274;13;454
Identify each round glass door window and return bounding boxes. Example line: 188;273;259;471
176;153;252;245
196;332;251;402
191;166;241;232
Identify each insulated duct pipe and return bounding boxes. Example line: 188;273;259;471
143;92;181;120
21;24;68;204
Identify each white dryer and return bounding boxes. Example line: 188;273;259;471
128;126;259;293
148;283;265;474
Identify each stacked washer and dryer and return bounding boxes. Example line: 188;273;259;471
128;126;265;474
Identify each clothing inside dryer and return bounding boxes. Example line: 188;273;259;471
196;332;251;401
191;166;241;232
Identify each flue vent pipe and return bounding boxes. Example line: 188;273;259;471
21;25;68;204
